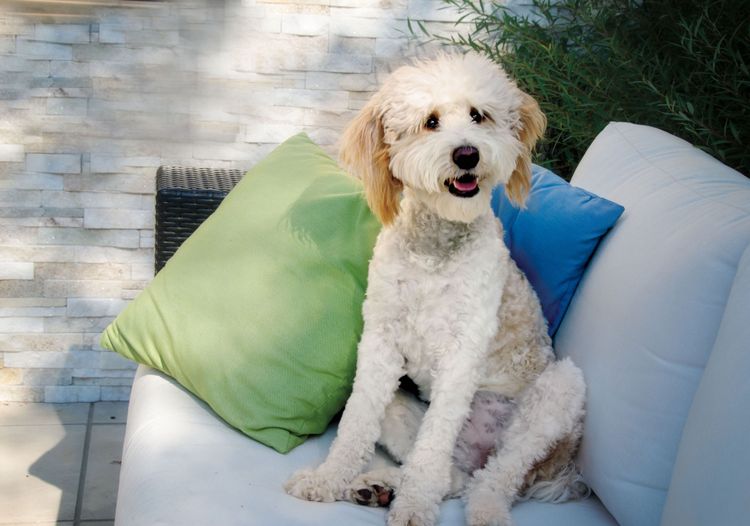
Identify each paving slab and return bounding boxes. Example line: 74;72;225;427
0;402;89;426
0;424;85;523
80;424;126;521
92;401;128;424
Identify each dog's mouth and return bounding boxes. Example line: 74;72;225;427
445;174;480;198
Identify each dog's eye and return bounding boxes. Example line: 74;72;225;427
470;108;485;124
424;114;439;130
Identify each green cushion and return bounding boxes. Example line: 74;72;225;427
101;133;381;453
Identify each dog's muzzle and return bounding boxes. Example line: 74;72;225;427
447;146;481;198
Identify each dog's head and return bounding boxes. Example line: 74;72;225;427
340;53;546;225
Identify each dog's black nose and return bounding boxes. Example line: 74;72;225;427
452;146;480;170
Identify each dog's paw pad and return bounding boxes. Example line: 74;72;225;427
349;482;395;507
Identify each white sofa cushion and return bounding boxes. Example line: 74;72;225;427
115;366;617;526
660;243;750;526
554;122;750;526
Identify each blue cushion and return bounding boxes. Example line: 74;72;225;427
491;165;624;336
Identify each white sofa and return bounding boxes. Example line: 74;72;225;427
114;123;750;526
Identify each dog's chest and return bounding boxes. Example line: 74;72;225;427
371;236;504;398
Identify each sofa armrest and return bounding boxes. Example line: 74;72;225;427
154;166;243;272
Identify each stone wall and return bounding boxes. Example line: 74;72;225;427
0;0;465;402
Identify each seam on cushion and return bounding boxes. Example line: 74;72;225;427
610;123;750;214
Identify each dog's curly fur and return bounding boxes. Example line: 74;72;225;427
285;53;588;526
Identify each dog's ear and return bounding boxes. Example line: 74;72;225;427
506;92;546;207
339;97;402;225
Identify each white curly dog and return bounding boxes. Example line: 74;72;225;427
285;53;588;526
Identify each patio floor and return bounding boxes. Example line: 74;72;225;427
0;401;127;526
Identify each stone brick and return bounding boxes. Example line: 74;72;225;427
98;25;126;44
50;60;91;78
0;298;66;309
130;263;155;281
37;227;140;249
0;305;66;317
0;318;44;333
34;262;130;281
64;173;154;194
306;52;373;73
0;386;44;402
0;333;82;353
26;153;82;174
274;87;350;110
16;39;73;60
72;246;153;265
101;386;132;401
330;16;402;39
43;280;124;299
0;144;25;163
0;262;34;280
22;368;74;386
83;208;153;229
45;385;100;403
407;0;462;22
46;97;88;116
0;368;23;385
44;316;112;334
241;122;303;144
281;14;329;35
34;24;91;44
100;351;136;370
67;298;128;318
0;173;64;191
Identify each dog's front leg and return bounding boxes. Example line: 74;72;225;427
387;343;486;526
285;327;405;502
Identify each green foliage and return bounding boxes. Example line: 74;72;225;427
411;0;750;179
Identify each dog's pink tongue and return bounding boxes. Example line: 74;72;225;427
453;178;478;191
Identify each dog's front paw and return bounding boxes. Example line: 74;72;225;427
387;494;438;526
284;468;345;503
464;486;512;526
347;474;396;507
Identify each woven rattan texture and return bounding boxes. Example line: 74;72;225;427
155;166;243;272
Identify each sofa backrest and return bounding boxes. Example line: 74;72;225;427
553;122;750;526
659;243;750;526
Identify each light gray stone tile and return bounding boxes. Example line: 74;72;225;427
92;401;128;424
5;349;102;370
66;298;128;318
0;317;44;333
46;97;88;116
83;208;153;230
0;424;85;522
35;24;91;44
281;14;329;36
100;386;132;402
0;401;89;425
0;144;25;162
45;385;100;403
305;51;373;73
16;39;73;60
81;424;126;520
0;262;34;280
26;153;82;174
0;386;45;403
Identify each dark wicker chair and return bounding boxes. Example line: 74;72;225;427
154;166;243;272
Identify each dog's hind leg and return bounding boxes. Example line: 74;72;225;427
463;358;586;526
378;388;426;463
